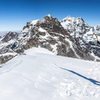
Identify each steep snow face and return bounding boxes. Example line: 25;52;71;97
61;16;75;29
0;47;100;100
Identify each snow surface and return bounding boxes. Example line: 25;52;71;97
0;52;17;56
0;47;100;100
38;27;47;33
31;19;39;25
25;47;54;55
22;19;39;33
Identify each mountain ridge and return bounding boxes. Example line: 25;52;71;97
0;15;100;63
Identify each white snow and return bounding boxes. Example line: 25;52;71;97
31;19;39;25
24;47;54;55
61;16;75;29
38;27;47;33
22;27;30;33
22;19;39;33
0;52;17;56
50;44;58;54
65;38;80;58
0;47;100;100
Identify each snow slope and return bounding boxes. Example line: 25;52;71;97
0;47;100;100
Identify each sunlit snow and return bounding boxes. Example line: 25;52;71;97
0;47;100;100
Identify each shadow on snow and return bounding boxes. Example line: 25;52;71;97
60;67;100;86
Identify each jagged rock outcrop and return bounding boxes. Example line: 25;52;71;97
0;54;16;64
1;32;18;42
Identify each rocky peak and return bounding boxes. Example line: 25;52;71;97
61;16;90;35
1;31;18;42
35;16;68;36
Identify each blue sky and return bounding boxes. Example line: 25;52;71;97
0;0;100;31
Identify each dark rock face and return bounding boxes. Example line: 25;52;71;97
35;16;68;35
89;41;100;58
2;32;18;42
0;55;15;64
1;15;100;64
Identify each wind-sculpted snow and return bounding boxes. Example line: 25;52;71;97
0;47;100;100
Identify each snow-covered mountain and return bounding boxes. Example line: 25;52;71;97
61;16;100;42
0;47;100;100
0;15;100;64
61;16;100;58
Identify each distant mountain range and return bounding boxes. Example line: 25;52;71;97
0;15;100;64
